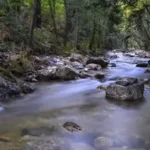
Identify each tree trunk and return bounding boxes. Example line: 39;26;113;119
49;0;58;39
89;20;96;51
35;0;41;28
63;0;72;47
29;0;37;45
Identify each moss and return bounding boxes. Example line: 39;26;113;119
63;42;76;54
0;67;10;77
8;52;34;76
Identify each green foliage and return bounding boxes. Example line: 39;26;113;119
0;0;150;54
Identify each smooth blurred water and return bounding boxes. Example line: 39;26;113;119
0;53;150;150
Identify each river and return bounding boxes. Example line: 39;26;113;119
0;52;150;150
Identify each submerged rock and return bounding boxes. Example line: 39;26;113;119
136;61;148;67
94;136;113;149
97;85;107;90
21;126;56;137
145;69;150;73
109;63;117;67
63;122;82;132
95;73;105;79
71;143;95;150
106;78;144;101
22;136;70;150
86;57;108;68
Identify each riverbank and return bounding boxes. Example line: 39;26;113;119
1;49;150;102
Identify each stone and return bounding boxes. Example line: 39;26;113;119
106;78;144;101
116;78;138;86
124;53;136;57
21;126;56;137
19;82;35;94
145;69;150;73
55;66;79;80
37;66;57;81
86;57;108;68
22;136;70;150
94;136;113;149
0;75;35;101
71;61;84;70
136;61;148;67
106;52;118;59
135;50;150;58
84;68;89;72
109;63;117;67
86;64;101;70
97;85;107;90
79;71;90;78
95;73;105;79
37;66;79;81
63;122;82;132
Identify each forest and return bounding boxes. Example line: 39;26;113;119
1;1;150;150
0;0;150;55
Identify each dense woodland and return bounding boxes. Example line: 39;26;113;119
0;0;150;55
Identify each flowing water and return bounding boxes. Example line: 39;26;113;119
0;52;150;150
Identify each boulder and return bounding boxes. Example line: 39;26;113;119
106;78;144;101
37;66;57;81
0;75;34;100
135;50;150;58
71;61;84;70
86;57;108;68
37;66;79;80
106;52;118;59
97;85;107;90
95;73;105;79
70;53;83;62
86;64;101;70
136;62;148;67
55;66;79;80
79;71;90;78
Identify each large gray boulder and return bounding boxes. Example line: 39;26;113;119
86;57;108;68
106;78;144;101
37;66;79;81
55;66;79;80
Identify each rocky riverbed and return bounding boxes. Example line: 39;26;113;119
0;50;150;150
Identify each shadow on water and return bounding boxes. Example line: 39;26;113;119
106;97;145;109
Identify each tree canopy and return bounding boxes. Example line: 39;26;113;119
0;0;150;54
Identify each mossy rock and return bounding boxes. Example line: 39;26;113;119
8;53;34;76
